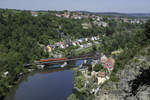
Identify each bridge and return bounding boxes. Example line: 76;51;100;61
24;55;100;67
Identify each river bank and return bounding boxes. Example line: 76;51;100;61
4;69;74;100
4;59;88;100
1;67;38;100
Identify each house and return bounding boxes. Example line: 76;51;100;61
122;18;129;23
54;42;66;49
56;14;62;17
98;72;106;77
94;41;99;44
80;45;84;48
100;55;108;64
83;15;89;19
76;41;80;46
93;36;98;40
97;72;110;85
78;16;82;19
55;54;62;58
96;16;103;21
72;42;77;46
51;44;57;49
66;44;69;47
87;43;92;47
82;23;91;29
31;11;38;17
85;38;88;41
114;17;119;21
63;12;70;18
97;77;107;85
109;57;115;65
78;39;83;43
90;15;95;19
60;44;65;48
65;39;72;46
91;37;95;41
91;71;98;76
46;45;52;52
71;13;79;19
3;71;9;76
111;49;123;55
104;57;115;72
93;21;108;27
130;19;141;24
101;22;108;27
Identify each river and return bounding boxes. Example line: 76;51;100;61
5;59;87;100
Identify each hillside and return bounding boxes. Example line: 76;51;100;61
98;45;150;100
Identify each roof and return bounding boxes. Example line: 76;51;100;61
98;72;106;77
101;55;108;63
104;57;115;69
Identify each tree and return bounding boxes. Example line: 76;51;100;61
92;44;97;52
88;65;92;72
67;93;79;100
93;64;103;72
145;19;150;39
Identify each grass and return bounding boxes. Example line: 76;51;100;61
74;43;101;56
75;47;93;56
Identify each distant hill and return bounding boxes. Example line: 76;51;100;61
76;11;150;17
1;8;150;17
96;12;150;17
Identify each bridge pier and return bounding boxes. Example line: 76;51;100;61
37;65;45;69
61;62;68;67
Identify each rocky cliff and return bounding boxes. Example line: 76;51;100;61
97;46;150;100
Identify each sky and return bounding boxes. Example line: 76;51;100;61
0;0;150;13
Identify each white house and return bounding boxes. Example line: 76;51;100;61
60;44;65;48
72;42;77;46
80;45;84;48
101;22;108;27
66;44;69;47
85;38;88;41
31;12;38;17
94;41;99;44
91;37;94;41
78;39;83;43
87;43;92;47
3;71;9;77
93;36;98;40
78;16;82;19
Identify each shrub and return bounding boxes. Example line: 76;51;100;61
74;76;85;89
88;65;92;72
145;19;150;39
93;64;103;72
67;93;79;100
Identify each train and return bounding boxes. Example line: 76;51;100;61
40;58;66;62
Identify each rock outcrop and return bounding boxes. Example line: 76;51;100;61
97;47;150;100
